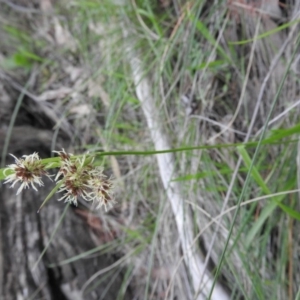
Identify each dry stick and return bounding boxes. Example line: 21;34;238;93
123;30;229;300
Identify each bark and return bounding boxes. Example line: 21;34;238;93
0;127;131;300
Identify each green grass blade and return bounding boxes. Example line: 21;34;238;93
37;180;63;213
32;203;69;271
238;146;300;248
208;31;300;298
189;14;231;63
229;18;300;45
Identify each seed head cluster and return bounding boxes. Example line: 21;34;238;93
4;150;115;211
4;153;50;195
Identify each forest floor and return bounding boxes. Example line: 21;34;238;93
1;0;300;299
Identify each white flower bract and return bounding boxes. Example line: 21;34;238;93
4;153;48;195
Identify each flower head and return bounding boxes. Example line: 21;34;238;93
4;152;49;195
54;153;93;206
87;167;115;211
2;149;116;211
53;149;73;181
53;150;115;210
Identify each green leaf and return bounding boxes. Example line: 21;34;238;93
191;60;227;70
19;48;44;62
238;146;299;247
275;201;300;221
266;122;300;143
4;25;31;43
37;180;63;213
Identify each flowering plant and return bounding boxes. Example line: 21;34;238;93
2;149;115;211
